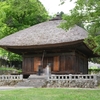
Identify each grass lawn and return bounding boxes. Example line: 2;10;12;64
0;88;100;100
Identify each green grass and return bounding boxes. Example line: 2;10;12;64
0;88;100;100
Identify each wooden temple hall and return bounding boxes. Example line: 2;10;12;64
0;17;99;77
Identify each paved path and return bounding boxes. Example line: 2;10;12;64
0;86;100;91
0;86;33;91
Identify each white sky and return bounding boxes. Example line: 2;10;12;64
39;0;76;15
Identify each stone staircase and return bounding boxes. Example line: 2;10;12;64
16;75;47;87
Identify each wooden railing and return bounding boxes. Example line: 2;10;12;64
0;75;23;80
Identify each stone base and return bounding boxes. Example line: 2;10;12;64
44;80;97;88
0;80;21;86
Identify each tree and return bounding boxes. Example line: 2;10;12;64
60;0;100;55
0;0;48;38
0;0;49;61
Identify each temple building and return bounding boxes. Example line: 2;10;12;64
0;18;99;77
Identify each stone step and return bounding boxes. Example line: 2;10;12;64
16;78;47;87
28;75;47;79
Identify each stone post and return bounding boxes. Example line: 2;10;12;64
20;75;23;80
94;75;98;86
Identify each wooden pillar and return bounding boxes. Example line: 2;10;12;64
53;56;59;71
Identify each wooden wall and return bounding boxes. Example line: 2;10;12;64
22;57;34;74
75;53;88;74
22;51;88;75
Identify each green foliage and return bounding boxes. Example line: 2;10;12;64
61;0;100;31
0;48;22;61
84;35;98;52
0;66;22;74
89;57;100;63
88;68;100;74
0;0;49;61
0;66;17;71
7;51;22;61
60;0;100;62
0;0;48;38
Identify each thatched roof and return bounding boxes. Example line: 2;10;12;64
0;20;88;47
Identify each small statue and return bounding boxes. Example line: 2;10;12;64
45;63;51;76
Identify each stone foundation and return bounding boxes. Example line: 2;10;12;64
0;74;100;88
44;80;97;88
0;80;21;86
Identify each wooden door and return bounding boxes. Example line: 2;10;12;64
53;56;59;71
